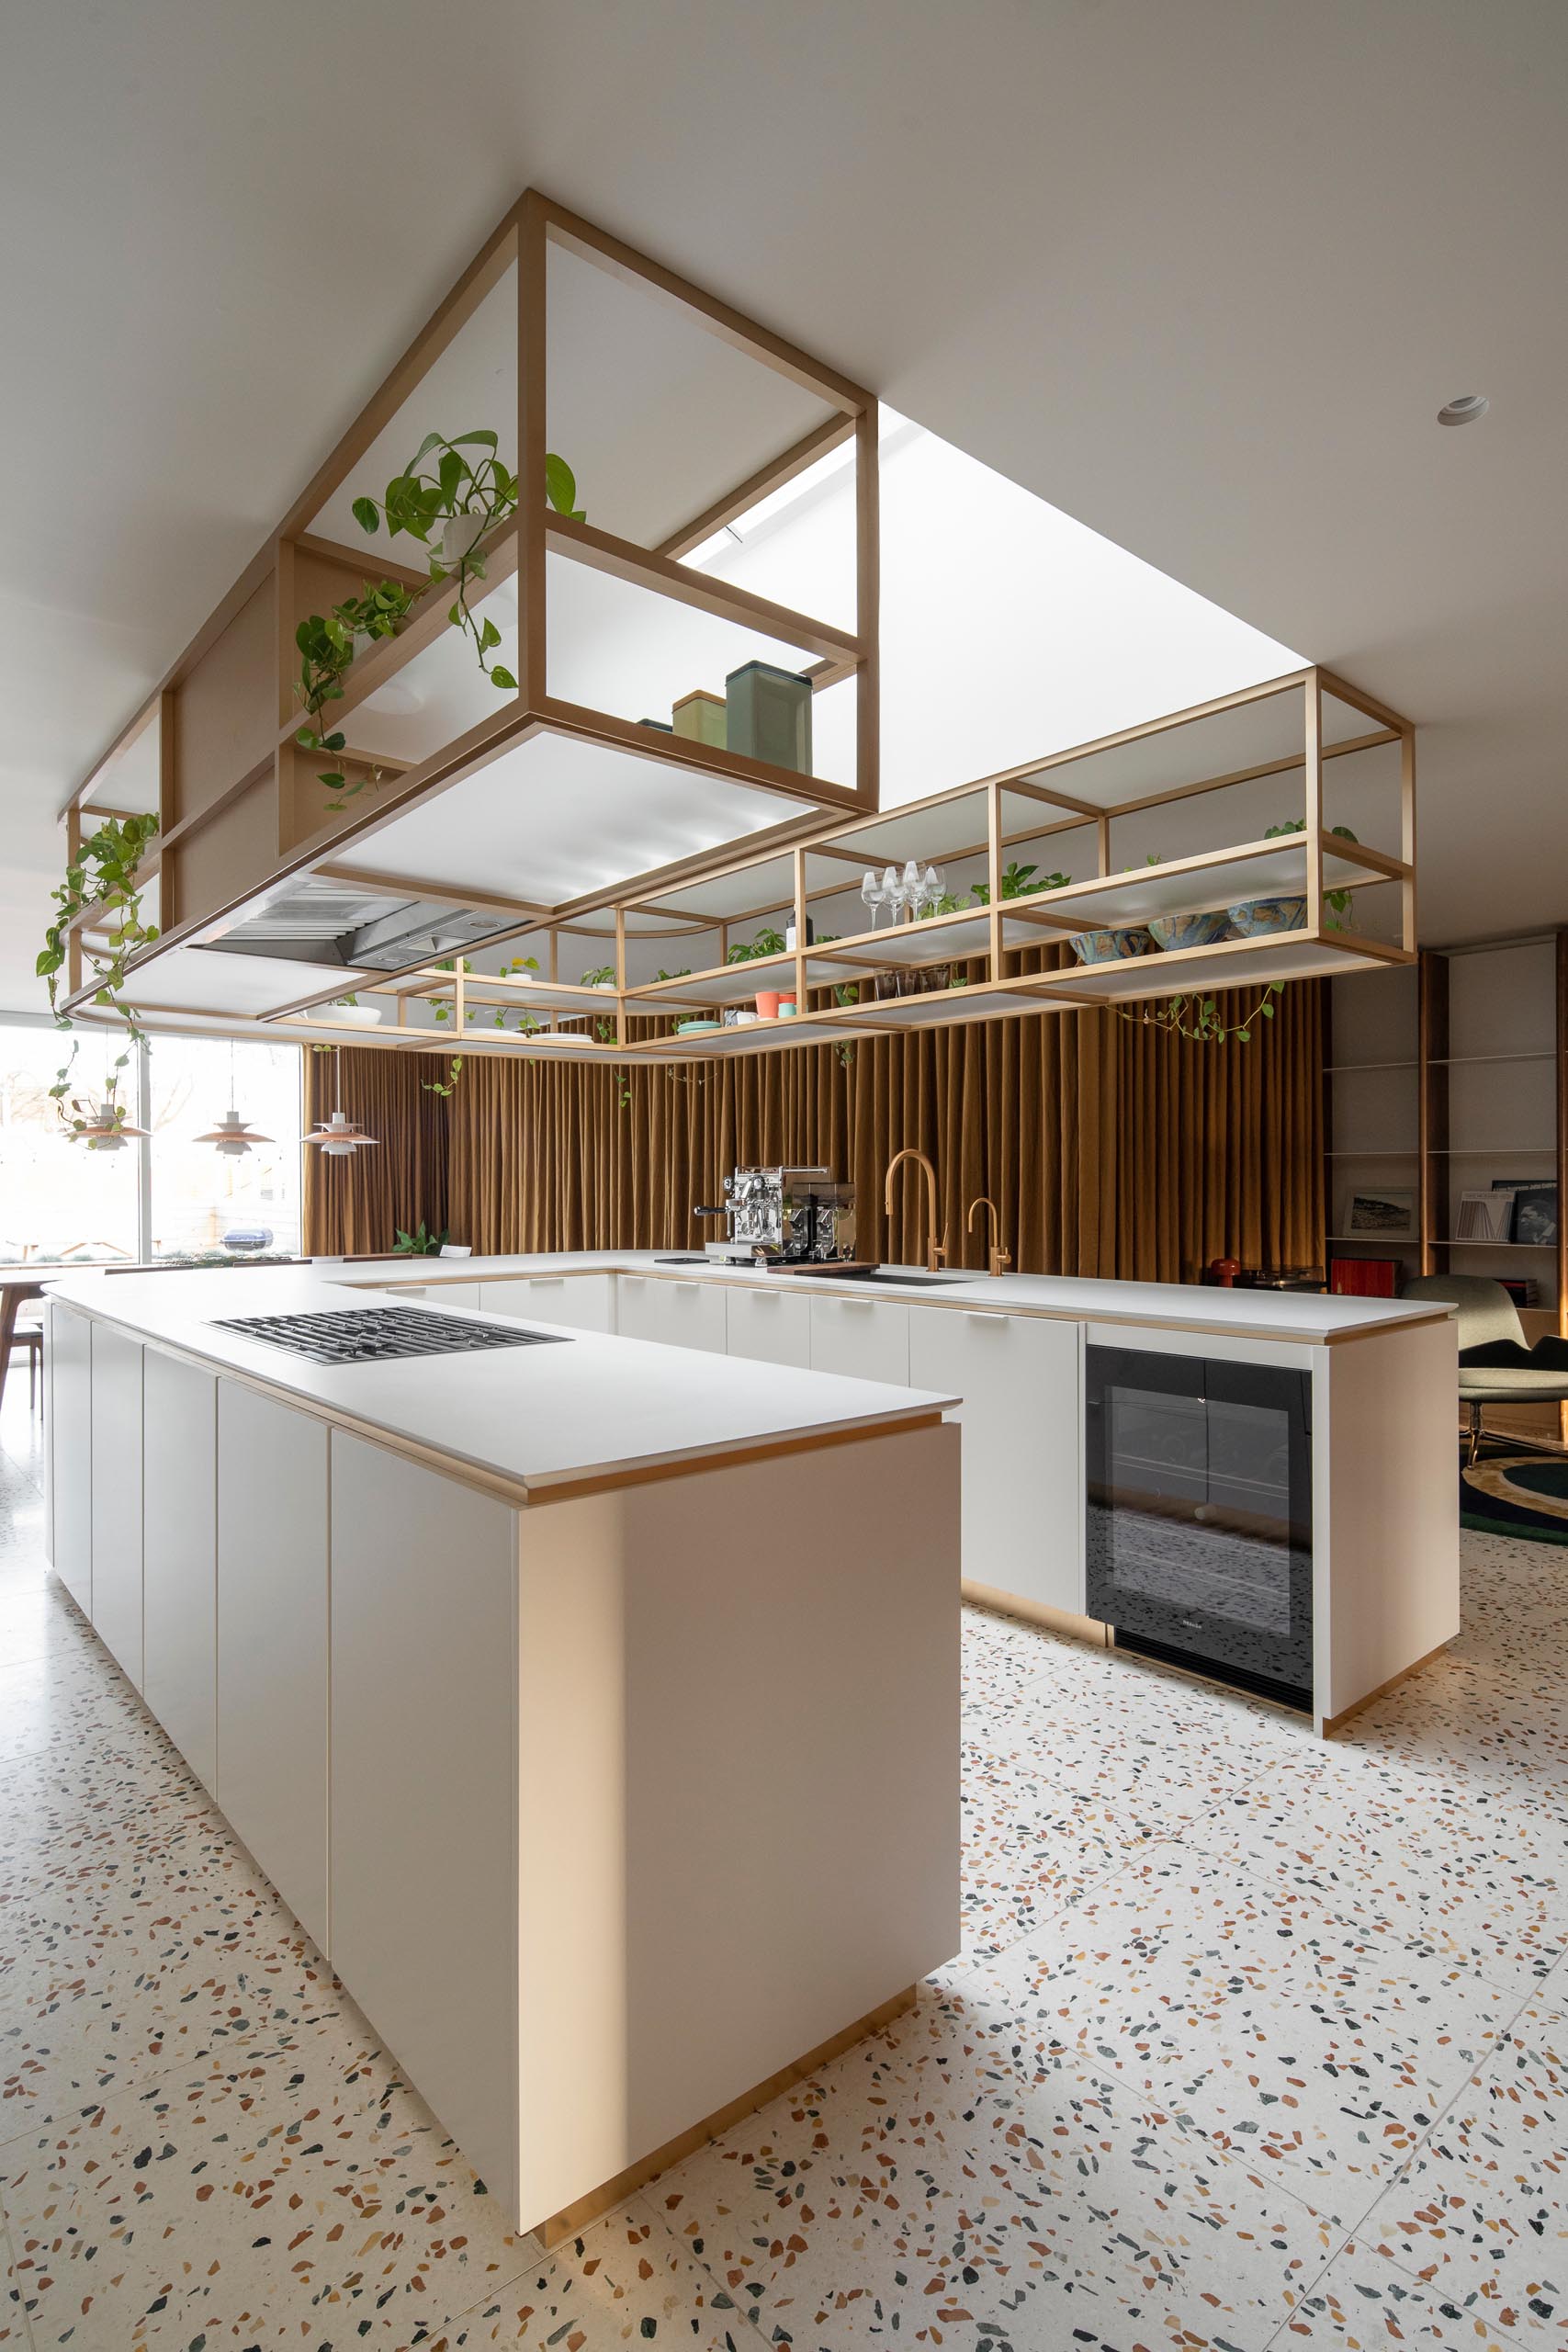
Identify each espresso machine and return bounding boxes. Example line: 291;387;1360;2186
695;1166;857;1265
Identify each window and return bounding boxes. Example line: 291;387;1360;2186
0;1027;140;1264
146;1036;303;1261
0;1024;303;1266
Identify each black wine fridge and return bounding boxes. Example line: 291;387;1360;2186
1085;1344;1314;1712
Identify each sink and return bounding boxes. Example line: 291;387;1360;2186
865;1269;972;1287
768;1263;974;1288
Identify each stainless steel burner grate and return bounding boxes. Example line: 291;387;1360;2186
210;1306;569;1365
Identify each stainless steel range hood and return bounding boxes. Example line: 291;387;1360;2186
202;875;528;974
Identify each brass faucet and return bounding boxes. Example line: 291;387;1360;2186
967;1194;1011;1279
884;1148;946;1273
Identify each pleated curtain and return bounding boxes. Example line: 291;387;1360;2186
303;978;1324;1280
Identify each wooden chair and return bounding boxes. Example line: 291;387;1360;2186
8;1310;42;1412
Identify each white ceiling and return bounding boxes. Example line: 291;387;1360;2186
4;0;1564;1015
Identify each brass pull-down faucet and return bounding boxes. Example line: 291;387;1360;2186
967;1195;1011;1279
884;1148;946;1273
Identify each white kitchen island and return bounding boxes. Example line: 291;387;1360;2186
42;1266;961;2243
333;1249;1461;1733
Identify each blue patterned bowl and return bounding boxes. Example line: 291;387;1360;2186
1228;895;1307;938
1071;926;1158;966
1148;910;1235;952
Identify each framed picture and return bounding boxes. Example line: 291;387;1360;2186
1456;1187;1515;1243
1493;1178;1559;1248
1347;1189;1416;1238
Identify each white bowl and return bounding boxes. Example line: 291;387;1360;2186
311;1002;383;1028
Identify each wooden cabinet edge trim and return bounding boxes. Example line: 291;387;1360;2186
536;1984;916;2248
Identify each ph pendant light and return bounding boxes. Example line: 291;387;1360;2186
302;1046;378;1158
194;1042;274;1158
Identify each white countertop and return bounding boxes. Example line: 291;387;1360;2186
45;1266;958;1500
328;1249;1452;1344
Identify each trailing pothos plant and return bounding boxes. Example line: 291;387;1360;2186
38;811;161;1143
969;861;1071;906
1264;818;1360;927
351;430;585;690
1121;979;1284;1046
578;965;633;1108
423;953;548;1096
295;578;418;809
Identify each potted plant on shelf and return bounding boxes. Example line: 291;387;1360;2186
968;861;1070;906
350;433;586;693
724;925;788;1017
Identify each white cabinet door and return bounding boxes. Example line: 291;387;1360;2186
143;1351;218;1792
329;1432;520;2215
90;1323;143;1684
726;1284;811;1369
47;1303;93;1612
809;1294;910;1385
616;1274;728;1352
217;1384;330;1949
908;1306;1084;1613
479;1274;616;1332
400;1280;483;1309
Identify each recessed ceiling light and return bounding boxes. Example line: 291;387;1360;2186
1438;394;1489;427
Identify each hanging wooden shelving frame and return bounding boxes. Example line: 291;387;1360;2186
70;663;1416;1063
57;189;881;1023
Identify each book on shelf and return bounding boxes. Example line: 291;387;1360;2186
1456;1188;1515;1243
1329;1257;1399;1297
1491;1177;1558;1248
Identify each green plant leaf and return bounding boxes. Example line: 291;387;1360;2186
452;428;499;450
351;497;380;533
490;665;517;690
479;617;501;650
545;452;578;514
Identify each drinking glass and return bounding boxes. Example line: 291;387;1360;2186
861;869;886;929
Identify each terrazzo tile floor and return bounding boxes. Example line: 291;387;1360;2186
1;1380;1564;2348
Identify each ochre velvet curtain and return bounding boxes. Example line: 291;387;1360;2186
301;1046;450;1255
304;980;1324;1279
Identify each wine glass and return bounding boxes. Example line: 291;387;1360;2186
883;864;907;923
861;869;886;929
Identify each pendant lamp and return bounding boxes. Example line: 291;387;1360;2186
73;1098;150;1152
302;1047;378;1157
194;1042;274;1157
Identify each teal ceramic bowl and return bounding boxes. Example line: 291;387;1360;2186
1148;910;1235;952
1227;896;1307;938
1071;926;1158;966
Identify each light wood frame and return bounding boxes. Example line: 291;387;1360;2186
59;190;879;1022
68;665;1417;1075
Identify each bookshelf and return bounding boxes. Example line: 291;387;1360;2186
1324;931;1568;1441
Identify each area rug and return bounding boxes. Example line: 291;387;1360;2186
1461;1447;1568;1544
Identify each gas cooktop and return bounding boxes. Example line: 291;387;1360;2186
209;1306;569;1366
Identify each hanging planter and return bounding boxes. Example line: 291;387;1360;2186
68;1095;151;1153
